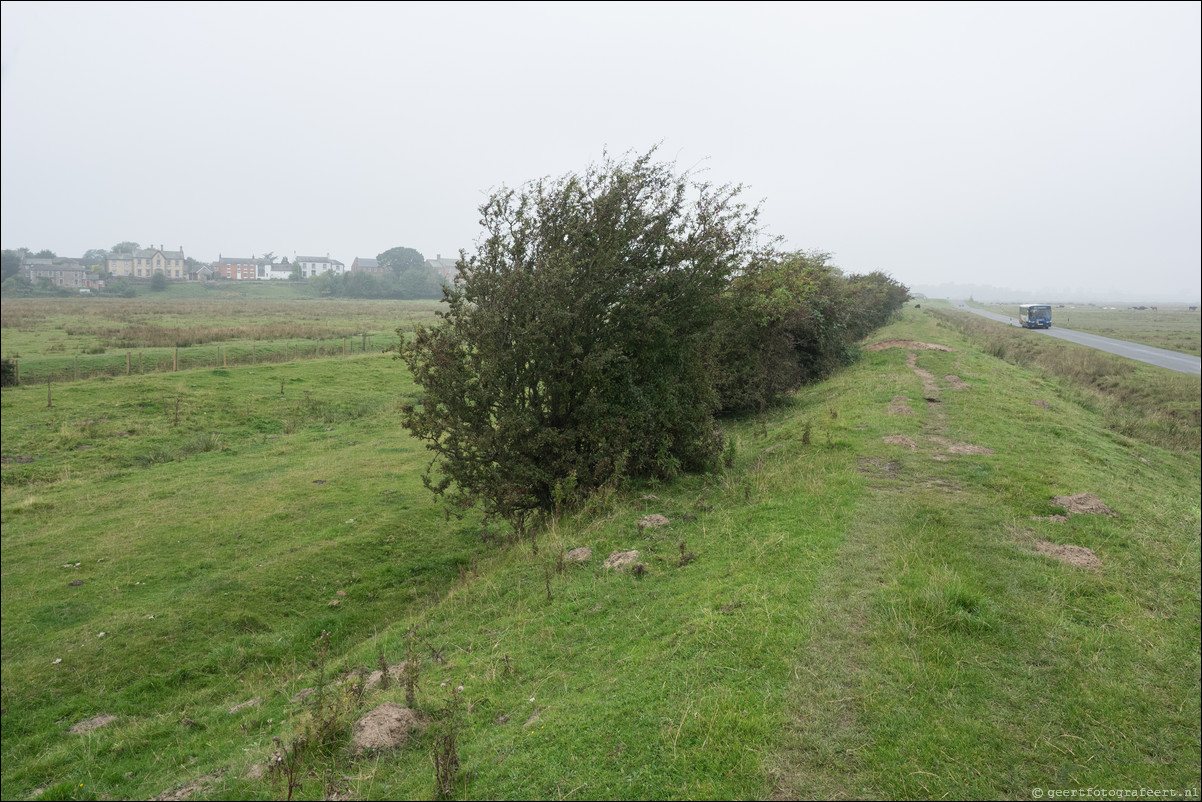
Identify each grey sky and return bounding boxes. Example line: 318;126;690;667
2;1;1199;300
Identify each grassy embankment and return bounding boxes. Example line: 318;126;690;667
1;305;1198;800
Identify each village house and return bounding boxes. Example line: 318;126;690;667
425;254;459;282
24;260;104;289
295;255;346;278
351;256;384;275
107;246;187;279
215;256;272;280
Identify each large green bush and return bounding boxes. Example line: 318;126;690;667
397;150;764;531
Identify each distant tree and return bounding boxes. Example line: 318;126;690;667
377;246;425;277
1;250;21;282
149;272;168;291
396;265;445;299
82;249;108;266
111;241;140;254
1;358;16;387
262;251;278;264
33;249;56;259
1;274;33;296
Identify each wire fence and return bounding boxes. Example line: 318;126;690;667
7;335;398;386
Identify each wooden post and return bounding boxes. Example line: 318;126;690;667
127;351;131;375
173;348;178;371
223;347;227;367
342;337;346;356
74;356;79;382
47;379;52;408
362;333;367;353
280;378;285;395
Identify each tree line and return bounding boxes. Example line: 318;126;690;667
394;149;908;537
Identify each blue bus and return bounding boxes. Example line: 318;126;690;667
1019;304;1052;329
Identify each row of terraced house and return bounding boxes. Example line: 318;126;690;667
21;247;460;288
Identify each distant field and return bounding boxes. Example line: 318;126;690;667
1;296;444;384
981;302;1201;356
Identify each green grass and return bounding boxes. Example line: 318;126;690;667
2;308;1198;800
978;301;1201;357
1;296;443;384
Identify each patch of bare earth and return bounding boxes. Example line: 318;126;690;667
1031;400;1050;408
563;546;592;563
364;662;410;691
603;550;642;571
352;702;427;753
905;353;941;399
1034;540;1102;568
928;436;994;455
882;435;918;450
887;395;914;415
69;714;116;734
943;374;969;390
1053;493;1117;517
865;340;955;352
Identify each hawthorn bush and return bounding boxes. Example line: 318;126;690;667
713;252;909;414
396;150;764;532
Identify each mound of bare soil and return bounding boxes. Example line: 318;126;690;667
1034;540;1102;568
351;702;427;753
563;547;592;563
864;340;955;352
1053;494;1116;517
603;550;641;571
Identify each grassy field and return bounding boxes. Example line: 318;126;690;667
1;305;1198;800
978;302;1201;357
1;296;443;384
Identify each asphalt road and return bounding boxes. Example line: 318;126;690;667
949;301;1202;376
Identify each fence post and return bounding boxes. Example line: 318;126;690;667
13;358;18;385
139;352;143;374
174;348;178;371
127;351;131;375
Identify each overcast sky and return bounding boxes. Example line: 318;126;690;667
2;1;1199;300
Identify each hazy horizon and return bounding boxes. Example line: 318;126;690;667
3;2;1199;301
